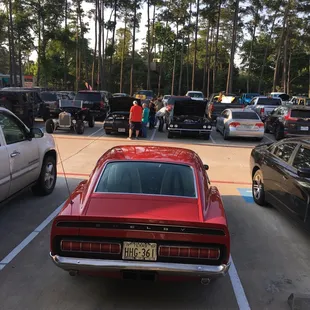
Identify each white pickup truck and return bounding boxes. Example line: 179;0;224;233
0;107;57;203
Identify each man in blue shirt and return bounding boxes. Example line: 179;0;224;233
141;102;150;138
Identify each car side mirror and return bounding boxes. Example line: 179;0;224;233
30;127;44;138
297;168;310;178
204;164;209;170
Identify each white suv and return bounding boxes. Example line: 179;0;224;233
0;107;57;203
185;91;205;101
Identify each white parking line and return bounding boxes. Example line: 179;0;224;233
89;127;103;137
229;257;251;309
150;128;157;141
0;202;65;271
210;135;216;144
0;201;251;310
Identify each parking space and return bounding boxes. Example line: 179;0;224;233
0;123;309;310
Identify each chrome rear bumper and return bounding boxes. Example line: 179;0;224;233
50;253;230;278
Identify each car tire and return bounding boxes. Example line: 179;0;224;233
203;134;210;140
88;116;95;128
75;120;85;134
105;130;111;135
45;119;54;134
275;125;284;141
32;155;57;196
167;132;173;139
252;169;266;206
223;128;229;140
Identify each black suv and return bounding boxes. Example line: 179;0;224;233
265;105;310;140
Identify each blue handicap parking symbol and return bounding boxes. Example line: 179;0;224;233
237;188;254;203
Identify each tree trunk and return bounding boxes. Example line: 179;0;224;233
186;1;192;91
108;0;117;91
203;23;210;96
247;11;258;93
5;1;13;86
130;0;137;96
287;50;291;94
64;0;68;87
75;11;79;92
37;0;41;86
178;34;185;95
9;0;17;85
101;0;105;89
105;9;114;61
212;0;221;93
171;23;179;95
272;0;290;92
97;0;102;90
258;10;278;93
207;27;214;98
226;0;239;94
308;55;310;98
282;26;289;93
18;36;23;86
147;0;151;89
120;19;127;92
92;1;98;88
191;0;200;90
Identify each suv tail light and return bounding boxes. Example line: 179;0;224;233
255;122;264;128
159;246;220;260
229;122;240;127
284;111;298;121
61;240;121;254
260;107;265;115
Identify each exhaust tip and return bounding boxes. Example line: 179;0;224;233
201;278;211;285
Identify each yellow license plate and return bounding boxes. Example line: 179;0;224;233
122;242;157;261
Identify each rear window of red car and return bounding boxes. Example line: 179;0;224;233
95;161;196;198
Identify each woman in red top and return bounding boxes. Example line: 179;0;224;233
128;100;143;139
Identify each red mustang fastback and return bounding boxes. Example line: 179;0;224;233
50;145;231;284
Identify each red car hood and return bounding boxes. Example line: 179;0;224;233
81;194;202;223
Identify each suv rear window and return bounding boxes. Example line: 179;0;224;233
291;109;310;118
232;112;259;119
40;92;57;101
257;98;281;105
75;92;101;101
187;92;203;98
95;161;196;198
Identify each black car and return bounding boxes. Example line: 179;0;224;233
167;99;212;140
250;138;310;229
74;91;107;120
0;89;43;127
103;97;140;135
265;105;310;140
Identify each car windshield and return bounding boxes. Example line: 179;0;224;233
232;112;259;119
40;92;57;101
188;92;203;98
75;92;101;101
95;161;196;198
257;98;281;105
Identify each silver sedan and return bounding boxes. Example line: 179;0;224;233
215;109;264;140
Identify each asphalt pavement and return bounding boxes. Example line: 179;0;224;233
0;120;309;310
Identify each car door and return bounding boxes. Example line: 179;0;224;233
262;142;298;208
285;144;310;221
217;110;228;132
0;125;10;202
0;111;40;197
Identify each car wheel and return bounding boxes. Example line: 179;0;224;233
275;125;284;141
203;134;210;140
167;132;173;139
45;119;54;134
75;120;85;134
105;130;111;135
252;169;266;206
32;155;57;196
223;128;229;140
88;116;95;128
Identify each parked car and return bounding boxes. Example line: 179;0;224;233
289;96;310;106
239;93;260;105
216;109;264;141
134;90;155;101
264;105;310;140
185;91;204;101
103;97;140;135
49;145;231;283
58;91;76;100
0;88;44;127
245;96;282;122
167;99;212;140
74;91;107;121
0;107;57;203
250;138;310;229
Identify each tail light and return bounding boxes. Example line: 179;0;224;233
61;240;121;254
260;107;265;115
229;122;240;127
284;112;297;121
255;122;264;128
100;101;105;108
159;245;220;260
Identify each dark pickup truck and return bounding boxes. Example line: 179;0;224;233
207;94;242;121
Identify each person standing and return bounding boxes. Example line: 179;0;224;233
141;102;150;138
149;100;156;129
128;100;143;139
